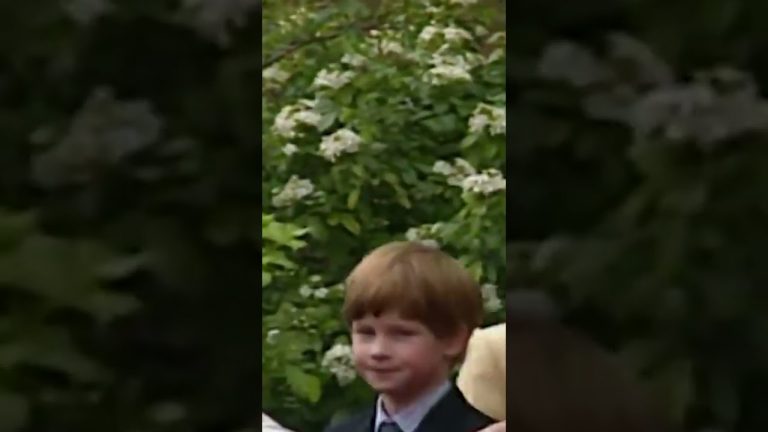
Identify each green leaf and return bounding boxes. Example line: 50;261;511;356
317;112;337;132
383;173;412;208
351;164;365;178
460;133;481;148
467;261;483;281
285;366;322;403
338;214;361;236
97;253;147;280
347;187;361;210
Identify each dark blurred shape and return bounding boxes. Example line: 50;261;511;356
506;316;673;432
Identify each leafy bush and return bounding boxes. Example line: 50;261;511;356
509;27;768;432
262;0;506;429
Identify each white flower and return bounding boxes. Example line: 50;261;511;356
319;128;362;162
487;32;506;44
314;288;329;299
449;0;478;5
272;100;322;138
443;26;473;43
380;39;404;55
312;69;356;90
404;227;439;248
442;158;477;186
486;48;504;64
481;283;502;313
432;160;455;176
419;24;472;45
420;239;440;249
262;65;291;84
469;103;506;135
282;143;299;156
299;285;313;298
425;55;473;85
293;110;322;127
426;64;472;84
272;176;315;207
418;25;442;43
322;343;356;385
266;329;280;344
453;158;477;176
434;158;504;194
461;169;506;195
405;227;421;241
404;226;439;248
341;53;367;67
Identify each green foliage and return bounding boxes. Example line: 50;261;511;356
262;0;506;429
509;3;768;429
2;0;765;431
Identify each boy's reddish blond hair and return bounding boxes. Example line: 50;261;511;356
343;241;484;340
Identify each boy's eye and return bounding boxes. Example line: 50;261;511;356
392;328;416;337
355;327;375;336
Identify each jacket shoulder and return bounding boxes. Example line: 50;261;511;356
324;409;372;432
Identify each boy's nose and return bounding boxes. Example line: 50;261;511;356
370;339;391;358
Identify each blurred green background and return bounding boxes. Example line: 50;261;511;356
508;0;768;431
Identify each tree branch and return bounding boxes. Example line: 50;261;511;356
263;0;386;70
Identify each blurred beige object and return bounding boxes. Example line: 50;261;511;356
477;420;506;432
262;413;293;432
457;322;506;421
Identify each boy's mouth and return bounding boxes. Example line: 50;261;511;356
369;367;398;374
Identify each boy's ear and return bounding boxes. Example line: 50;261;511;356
443;325;472;358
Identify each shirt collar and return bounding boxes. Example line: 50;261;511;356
374;381;451;432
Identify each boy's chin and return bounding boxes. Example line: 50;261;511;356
365;376;407;394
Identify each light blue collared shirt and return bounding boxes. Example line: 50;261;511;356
373;380;452;432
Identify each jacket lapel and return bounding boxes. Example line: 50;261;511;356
414;385;471;432
355;407;375;432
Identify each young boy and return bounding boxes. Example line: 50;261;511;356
324;241;494;432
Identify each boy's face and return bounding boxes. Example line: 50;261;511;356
351;310;466;403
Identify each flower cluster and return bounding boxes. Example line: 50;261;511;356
433;159;506;195
321;343;356;386
461;170;506;195
319;128;362;162
272;100;322;138
367;29;406;56
481;283;503;313
405;224;442;249
418;23;473;45
469;103;506;135
263;64;291;85
266;329;280;344
272;175;315;207
312;69;356;90
432;158;478;185
299;284;330;299
425;54;473;84
281;143;299;156
341;53;368;68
